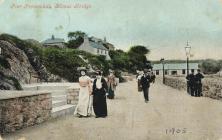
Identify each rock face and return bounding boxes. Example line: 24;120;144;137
164;76;222;101
0;34;65;90
0;40;36;84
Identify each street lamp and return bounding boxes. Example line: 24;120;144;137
185;41;191;76
160;58;165;84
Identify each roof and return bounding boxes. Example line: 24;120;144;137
42;38;65;44
89;41;108;50
153;63;199;70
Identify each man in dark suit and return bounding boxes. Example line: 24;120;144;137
195;69;204;97
140;69;152;103
186;71;196;96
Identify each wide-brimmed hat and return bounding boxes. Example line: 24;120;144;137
144;69;152;73
77;67;87;72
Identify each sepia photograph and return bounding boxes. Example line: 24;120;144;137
0;0;222;140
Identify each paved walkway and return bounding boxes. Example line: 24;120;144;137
3;79;222;140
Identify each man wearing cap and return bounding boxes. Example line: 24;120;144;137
186;71;196;96
140;69;152;103
195;69;204;97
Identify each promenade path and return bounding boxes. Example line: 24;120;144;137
3;79;222;140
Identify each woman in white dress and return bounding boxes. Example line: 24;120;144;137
74;69;92;117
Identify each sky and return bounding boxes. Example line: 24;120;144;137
0;0;222;60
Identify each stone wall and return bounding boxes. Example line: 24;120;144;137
0;91;52;134
164;76;222;100
67;87;80;105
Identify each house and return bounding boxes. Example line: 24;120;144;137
42;35;65;48
89;36;115;51
152;63;199;76
78;36;111;60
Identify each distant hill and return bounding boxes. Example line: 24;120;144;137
151;59;204;64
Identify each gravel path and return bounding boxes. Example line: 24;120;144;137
3;79;222;140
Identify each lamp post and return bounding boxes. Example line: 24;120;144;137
160;58;165;84
185;41;191;94
185;41;191;76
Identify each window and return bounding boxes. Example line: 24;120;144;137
105;51;107;54
182;69;186;75
165;70;168;75
156;70;159;75
191;69;194;73
171;71;177;75
97;49;99;54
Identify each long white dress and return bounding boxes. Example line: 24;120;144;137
74;76;93;116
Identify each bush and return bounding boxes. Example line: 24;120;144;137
43;48;87;82
200;59;222;74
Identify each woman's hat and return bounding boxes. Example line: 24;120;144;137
77;67;87;73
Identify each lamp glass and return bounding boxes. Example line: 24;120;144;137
185;47;191;57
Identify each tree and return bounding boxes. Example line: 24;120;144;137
67;31;86;49
128;45;150;55
200;59;221;74
68;31;86;40
127;45;150;72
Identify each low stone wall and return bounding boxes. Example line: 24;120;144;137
164;76;222;100
67;87;80;105
0;91;52;134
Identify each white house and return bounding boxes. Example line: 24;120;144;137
78;36;111;60
153;63;199;76
42;35;65;48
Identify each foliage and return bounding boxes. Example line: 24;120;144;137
128;45;150;55
127;45;150;72
200;59;222;74
68;31;86;40
114;70;126;83
42;48;87;82
67;31;86;49
109;50;130;71
67;37;84;49
152;59;203;64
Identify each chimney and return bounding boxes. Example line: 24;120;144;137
52;35;55;40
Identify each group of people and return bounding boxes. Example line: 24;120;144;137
137;69;156;103
186;69;204;97
74;68;117;118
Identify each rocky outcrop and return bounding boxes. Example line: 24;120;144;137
0;72;22;90
0;40;36;84
0;34;65;90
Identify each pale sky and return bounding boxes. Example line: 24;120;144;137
0;0;222;60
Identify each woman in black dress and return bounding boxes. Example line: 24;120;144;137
92;71;108;118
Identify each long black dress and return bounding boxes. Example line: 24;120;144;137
92;78;108;117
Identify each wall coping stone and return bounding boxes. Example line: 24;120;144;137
0;90;51;100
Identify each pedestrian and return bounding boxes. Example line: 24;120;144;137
186;71;196;96
137;71;143;92
140;69;152;103
195;69;204;97
92;70;108;118
74;68;93;118
151;71;156;83
107;70;117;99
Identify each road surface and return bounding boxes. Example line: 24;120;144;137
3;79;222;140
